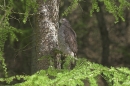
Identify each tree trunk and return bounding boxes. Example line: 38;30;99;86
95;2;110;66
31;0;59;74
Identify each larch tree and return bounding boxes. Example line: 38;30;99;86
95;1;110;66
31;0;59;74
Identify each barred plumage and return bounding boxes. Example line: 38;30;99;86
58;18;77;57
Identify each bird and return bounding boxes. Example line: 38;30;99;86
58;18;78;57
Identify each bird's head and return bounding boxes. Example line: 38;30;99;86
59;18;68;24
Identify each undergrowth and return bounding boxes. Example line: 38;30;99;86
0;58;130;86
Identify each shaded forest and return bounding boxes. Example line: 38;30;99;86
61;1;130;67
1;0;130;86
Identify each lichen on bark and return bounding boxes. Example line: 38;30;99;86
31;0;59;74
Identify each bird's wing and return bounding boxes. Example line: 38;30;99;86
64;23;77;55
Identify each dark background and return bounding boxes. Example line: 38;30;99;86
1;0;130;83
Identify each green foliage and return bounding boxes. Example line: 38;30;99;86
0;0;36;78
103;67;130;86
62;56;73;69
0;0;22;78
1;56;8;77
6;0;37;23
91;0;130;22
1;0;130;86
21;0;37;23
62;0;82;16
90;0;100;16
0;75;28;84
62;0;130;22
0;58;130;86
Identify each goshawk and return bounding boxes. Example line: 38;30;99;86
58;18;77;57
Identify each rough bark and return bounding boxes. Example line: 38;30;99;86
31;0;59;74
95;2;110;66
